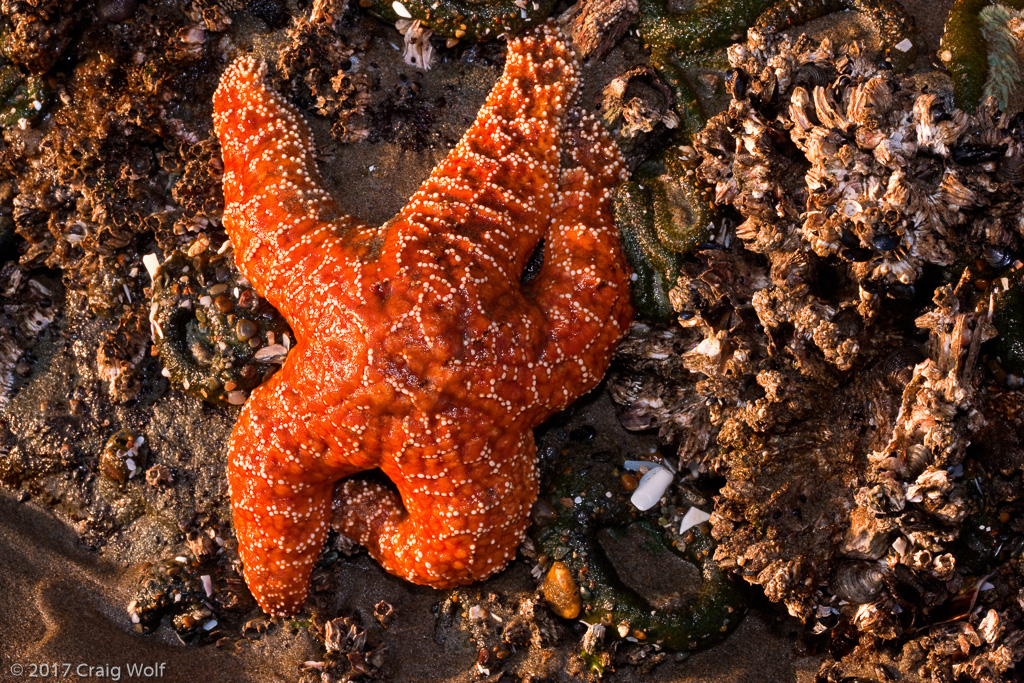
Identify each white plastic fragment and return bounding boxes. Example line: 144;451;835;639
678;506;712;534
629;466;674;511
392;0;412;18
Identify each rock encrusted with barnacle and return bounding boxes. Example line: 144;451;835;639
611;30;1024;681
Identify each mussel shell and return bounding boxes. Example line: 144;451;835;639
951;142;1007;165
879;346;924;390
982;243;1014;269
95;0;139;22
725;68;748;100
997;154;1024;184
830;561;886;604
795;62;830;89
871;233;899;252
842;247;873;262
905;443;932;476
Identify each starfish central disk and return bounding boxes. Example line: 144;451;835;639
212;22;633;616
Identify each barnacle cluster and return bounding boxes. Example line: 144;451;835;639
150;246;290;407
128;551;254;641
611;33;1024;681
0;1;371;406
0;260;54;411
607;0;919;319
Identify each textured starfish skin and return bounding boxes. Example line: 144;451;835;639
212;22;633;616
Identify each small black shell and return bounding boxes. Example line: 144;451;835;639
951;142;1007;165
725;68;748;100
997;154;1024;184
872;233;899;252
983;244;1014;269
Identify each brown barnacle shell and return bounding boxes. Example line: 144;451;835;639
851;600;899;640
905;466;953;504
913;93;969;156
855;126;887;151
856;479;905;516
788;86;816;139
977;609;1004;644
938;170;979;209
847;76;894;126
813;85;849;131
830;560;886;604
841;508;893;560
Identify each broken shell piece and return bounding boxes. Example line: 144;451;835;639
253;344;289;363
679;506;712;534
143;253;161;281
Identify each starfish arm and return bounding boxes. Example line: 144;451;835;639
334;431;538;587
228;374;364;616
212;57;367;326
527;110;634;411
387;22;578;282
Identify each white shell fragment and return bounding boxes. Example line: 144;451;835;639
894;38;913;52
143;253;161;281
253;344;289;363
392;0;412;18
201;574;214;597
630;466;674;511
679;506;712;534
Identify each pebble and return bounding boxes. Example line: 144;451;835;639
543;561;582;619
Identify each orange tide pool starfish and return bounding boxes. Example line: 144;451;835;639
212;22;633;617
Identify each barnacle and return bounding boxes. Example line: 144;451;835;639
128;553;253;639
0;260;55;411
149;247;291;407
364;0;557;42
529;435;747;653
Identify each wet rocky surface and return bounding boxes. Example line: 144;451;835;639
7;0;1017;682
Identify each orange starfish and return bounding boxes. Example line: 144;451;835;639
212;22;633;616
